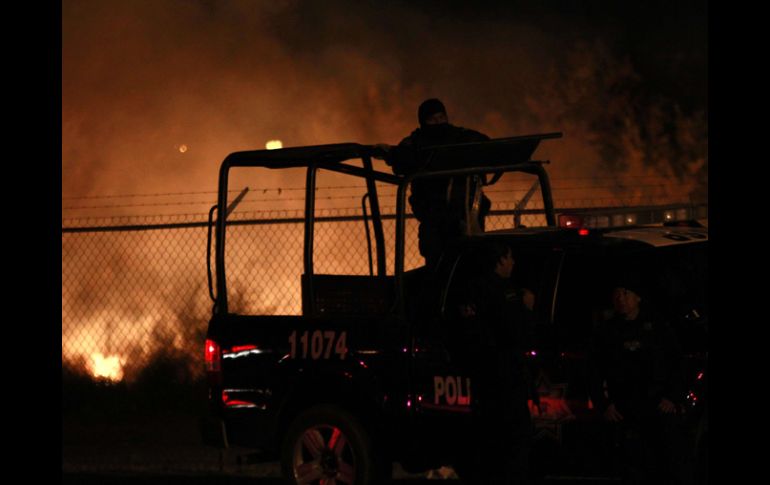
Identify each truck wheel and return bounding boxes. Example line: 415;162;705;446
281;404;384;485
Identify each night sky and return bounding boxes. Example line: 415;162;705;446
62;0;707;217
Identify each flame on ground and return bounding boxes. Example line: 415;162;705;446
89;353;126;382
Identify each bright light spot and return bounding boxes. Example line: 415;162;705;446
179;144;188;153
266;140;283;150
665;212;673;220
89;353;125;382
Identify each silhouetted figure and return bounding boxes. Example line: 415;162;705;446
386;98;491;268
455;242;535;484
592;275;691;485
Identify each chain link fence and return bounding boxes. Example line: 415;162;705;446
62;197;707;381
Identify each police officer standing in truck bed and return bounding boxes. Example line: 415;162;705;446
386;98;492;268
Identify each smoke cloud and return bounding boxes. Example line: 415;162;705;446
63;0;707;214
62;1;707;381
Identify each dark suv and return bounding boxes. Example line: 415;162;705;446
200;135;707;483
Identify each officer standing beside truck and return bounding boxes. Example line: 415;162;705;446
454;241;536;484
592;274;691;485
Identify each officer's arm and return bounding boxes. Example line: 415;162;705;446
385;139;416;176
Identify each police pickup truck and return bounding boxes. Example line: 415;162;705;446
200;134;708;484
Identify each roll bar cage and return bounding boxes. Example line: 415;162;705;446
208;133;562;315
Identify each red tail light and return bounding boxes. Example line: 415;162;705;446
205;339;221;372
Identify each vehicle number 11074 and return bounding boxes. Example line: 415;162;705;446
288;330;348;360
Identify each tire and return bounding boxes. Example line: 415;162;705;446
280;404;385;485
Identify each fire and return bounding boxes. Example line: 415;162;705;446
265;140;283;150
89;353;126;382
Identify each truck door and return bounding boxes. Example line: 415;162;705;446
402;256;476;462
